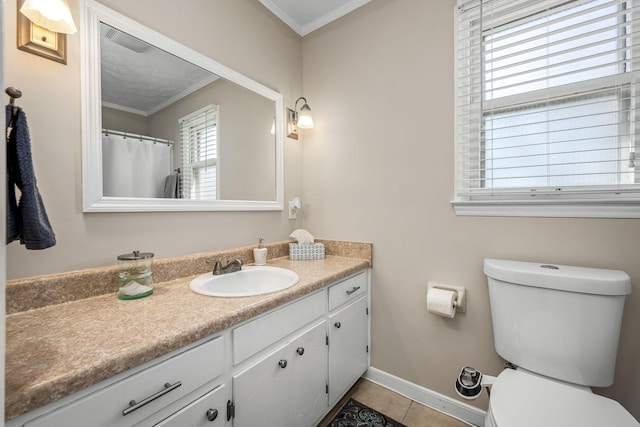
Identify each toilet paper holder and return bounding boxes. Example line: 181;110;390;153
427;282;466;313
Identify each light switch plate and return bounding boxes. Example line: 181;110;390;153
288;201;297;219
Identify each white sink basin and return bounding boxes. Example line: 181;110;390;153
190;266;300;297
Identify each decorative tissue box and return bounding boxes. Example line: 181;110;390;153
289;243;325;260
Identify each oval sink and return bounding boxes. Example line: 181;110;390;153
190;266;300;297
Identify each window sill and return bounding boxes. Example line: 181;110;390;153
452;199;640;219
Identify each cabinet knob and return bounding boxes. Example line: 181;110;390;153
278;359;288;368
296;347;305;356
334;322;341;328
206;408;218;421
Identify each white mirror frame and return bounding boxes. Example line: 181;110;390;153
80;0;284;212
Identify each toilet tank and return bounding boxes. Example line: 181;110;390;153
484;259;631;387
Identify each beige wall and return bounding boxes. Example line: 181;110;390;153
4;0;304;279
302;0;640;418
102;107;148;135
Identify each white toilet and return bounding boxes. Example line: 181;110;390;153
483;258;639;427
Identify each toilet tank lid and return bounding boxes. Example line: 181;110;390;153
484;259;631;296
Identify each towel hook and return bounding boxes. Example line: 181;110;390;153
5;87;22;104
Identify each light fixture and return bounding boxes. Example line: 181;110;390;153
20;0;77;34
17;0;77;64
287;97;314;140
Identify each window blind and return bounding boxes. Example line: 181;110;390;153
456;0;640;202
179;105;218;200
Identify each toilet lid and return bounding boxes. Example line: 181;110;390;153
489;369;638;427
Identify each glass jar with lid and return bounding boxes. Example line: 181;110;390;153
117;250;154;299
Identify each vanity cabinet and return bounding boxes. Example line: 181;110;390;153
9;270;370;427
230;271;369;426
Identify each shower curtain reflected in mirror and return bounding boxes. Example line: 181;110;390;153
102;134;173;198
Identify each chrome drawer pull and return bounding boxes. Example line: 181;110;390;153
346;286;361;295
122;381;182;416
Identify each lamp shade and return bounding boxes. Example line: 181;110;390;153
297;103;314;129
20;0;77;34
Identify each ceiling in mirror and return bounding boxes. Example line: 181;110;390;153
81;0;284;212
100;23;217;116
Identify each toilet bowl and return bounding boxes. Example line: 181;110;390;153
485;369;638;427
479;259;638;427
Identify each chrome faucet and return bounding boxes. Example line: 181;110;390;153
210;257;244;275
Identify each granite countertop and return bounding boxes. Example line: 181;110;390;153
5;255;370;420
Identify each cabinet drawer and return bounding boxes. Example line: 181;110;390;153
26;337;224;427
154;384;227;427
233;291;325;365
328;272;367;311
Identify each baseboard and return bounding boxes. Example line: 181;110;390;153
363;367;486;427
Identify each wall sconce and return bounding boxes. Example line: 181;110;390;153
17;0;77;64
287;97;314;140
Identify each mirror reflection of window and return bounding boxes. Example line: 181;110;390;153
179;105;219;200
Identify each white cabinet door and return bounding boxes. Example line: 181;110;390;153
153;384;228;427
232;343;289;427
328;296;368;405
232;321;328;427
288;322;328;426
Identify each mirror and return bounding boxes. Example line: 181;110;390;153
81;0;284;212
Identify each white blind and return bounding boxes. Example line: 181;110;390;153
179;105;218;200
456;0;640;200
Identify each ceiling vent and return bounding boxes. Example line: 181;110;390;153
104;26;151;53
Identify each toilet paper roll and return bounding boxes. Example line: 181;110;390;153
427;288;457;318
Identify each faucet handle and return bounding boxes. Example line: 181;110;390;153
206;259;223;275
229;256;245;266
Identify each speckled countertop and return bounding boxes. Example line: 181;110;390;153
5;252;370;421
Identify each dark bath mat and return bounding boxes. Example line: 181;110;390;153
328;398;408;427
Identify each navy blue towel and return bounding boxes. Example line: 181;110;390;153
6;105;56;249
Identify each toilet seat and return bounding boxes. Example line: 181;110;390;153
486;369;638;427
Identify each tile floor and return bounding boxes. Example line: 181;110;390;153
317;379;472;427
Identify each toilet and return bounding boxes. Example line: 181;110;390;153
483;258;639;427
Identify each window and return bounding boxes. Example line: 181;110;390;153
455;0;640;217
180;105;219;200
